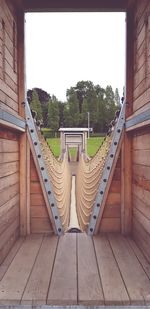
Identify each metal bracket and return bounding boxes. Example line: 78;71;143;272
25;100;63;236
87;102;125;235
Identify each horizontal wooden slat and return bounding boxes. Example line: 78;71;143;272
133;218;150;262
31;206;48;218
106;192;120;206
0;183;19;207
31;217;52;233
133;207;150;234
133;194;150;219
132;183;150;207
133;132;150;150
100;218;121;232
30;193;45;206
0;172;19;191
103;204;120;218
133;150;150;166
0;152;19;163
0;139;19;152
0;161;19;178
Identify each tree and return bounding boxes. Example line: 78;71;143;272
30;89;42;121
47;95;59;131
114;88;120;107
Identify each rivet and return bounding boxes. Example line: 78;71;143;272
48;191;51;195
100;191;103;194
107;166;110;170
41;167;44;171
55;216;58;220
117;129;121;133
44;179;48;182
93;215;97;219
90;228;93;232
103;179;107;182
58;228;61;233
114;141;117;145
34;142;37;146
97;203;100;207
110;154;113;158
38;154;41;158
30;129;34;133
51;203;54;207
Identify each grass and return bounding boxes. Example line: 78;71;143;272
47;136;104;158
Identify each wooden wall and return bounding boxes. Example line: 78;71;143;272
30;154;53;234
99;156;121;233
132;0;150;261
0;0;21;264
0;128;20;264
0;0;18;115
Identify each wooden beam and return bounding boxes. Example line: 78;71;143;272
126;109;150;132
23;0;128;12
0;108;25;132
121;5;134;235
17;10;25;118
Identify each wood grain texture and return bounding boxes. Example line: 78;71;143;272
22;236;58;304
78;233;104;305
0;235;43;303
47;233;77;305
94;235;129;305
109;234;150;304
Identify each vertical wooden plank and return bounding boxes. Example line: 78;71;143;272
26;141;30;235
19;133;27;236
122;5;135;234
17;9;25;117
47;233;77;305
22;236;58;305
93;235;129;305
77;233;104;305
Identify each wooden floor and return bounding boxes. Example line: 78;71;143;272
0;233;150;306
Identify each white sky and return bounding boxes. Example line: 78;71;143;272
25;12;126;101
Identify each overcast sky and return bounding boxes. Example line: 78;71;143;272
25;12;126;101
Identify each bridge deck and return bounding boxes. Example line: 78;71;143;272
0;233;149;306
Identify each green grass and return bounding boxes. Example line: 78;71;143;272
47;136;104;158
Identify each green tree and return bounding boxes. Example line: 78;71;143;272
114;88;120;107
47;95;59;131
30;89;42;121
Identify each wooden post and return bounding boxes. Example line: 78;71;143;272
121;5;134;235
26;140;31;234
17;10;28;235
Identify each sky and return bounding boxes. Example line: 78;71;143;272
25;12;126;101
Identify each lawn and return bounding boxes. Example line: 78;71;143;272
47;136;104;158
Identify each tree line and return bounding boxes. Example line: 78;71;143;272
27;81;122;133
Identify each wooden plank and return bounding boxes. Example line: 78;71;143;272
106;192;120;206
132;183;150;208
31;206;48;218
0;203;19;236
0;139;19;152
31;217;52;234
17;10;25;117
26;140;30;235
109;234;150;304
78;233;104;305
24;0;128;11
103;203;120;218
0;235;43;304
0;161;19;178
121;134;132;234
94;235;129;305
19;133;27;236
0;238;24;281
30;193;45;206
0;172;19;191
100;218;121;233
0;183;19;207
0;228;19;266
47;233;77;305
133;133;150;150
133;218;150;263
109;180;121;193
0;217;19;252
133;194;150;219
133;150;150;166
127;238;150;280
133;207;150;234
30;182;42;194
22;236;58;305
133;172;150;191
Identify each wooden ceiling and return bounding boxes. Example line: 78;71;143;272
22;0;129;12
